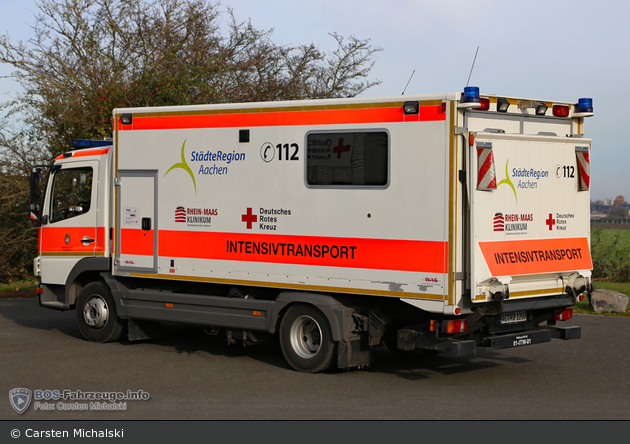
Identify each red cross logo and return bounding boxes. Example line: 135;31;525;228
545;213;555;231
242;208;257;229
332;138;351;159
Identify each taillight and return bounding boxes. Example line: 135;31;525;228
445;319;467;334
555;308;573;321
552;105;569;117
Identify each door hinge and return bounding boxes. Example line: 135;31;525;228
114;178;121;186
453;272;465;281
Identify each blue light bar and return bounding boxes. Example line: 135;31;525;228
577;98;593;113
71;139;113;149
462;86;480;103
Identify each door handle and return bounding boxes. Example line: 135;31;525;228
81;236;95;244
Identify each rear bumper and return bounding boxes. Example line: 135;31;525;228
398;325;580;357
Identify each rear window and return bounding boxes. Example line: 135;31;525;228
306;131;388;187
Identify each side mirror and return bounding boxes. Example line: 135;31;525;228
29;167;45;223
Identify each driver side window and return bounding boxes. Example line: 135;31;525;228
49;167;93;223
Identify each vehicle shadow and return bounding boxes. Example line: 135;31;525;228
367;347;531;381
0;298;84;339
1;299;531;378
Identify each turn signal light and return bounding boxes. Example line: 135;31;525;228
555;308;573;321
445;319;467;334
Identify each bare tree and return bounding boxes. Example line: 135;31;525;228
0;0;382;281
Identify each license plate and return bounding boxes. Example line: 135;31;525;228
500;311;527;325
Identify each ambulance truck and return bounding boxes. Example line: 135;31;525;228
29;87;593;372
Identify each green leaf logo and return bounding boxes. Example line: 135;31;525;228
165;140;196;194
497;158;517;203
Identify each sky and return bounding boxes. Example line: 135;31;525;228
1;0;628;201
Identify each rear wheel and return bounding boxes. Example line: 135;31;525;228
279;305;336;373
76;282;126;343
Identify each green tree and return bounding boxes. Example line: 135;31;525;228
0;0;382;282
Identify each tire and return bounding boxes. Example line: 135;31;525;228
279;305;336;373
76;281;126;343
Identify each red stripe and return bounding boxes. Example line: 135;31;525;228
55;147;110;161
39;227;106;253
119;105;445;131
120;229;154;256
152;230;447;273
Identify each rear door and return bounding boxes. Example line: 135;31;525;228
469;133;592;302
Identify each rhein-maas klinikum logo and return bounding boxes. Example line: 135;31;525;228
9;388;32;414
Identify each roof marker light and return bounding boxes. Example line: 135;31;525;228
478;98;490;111
552;105;569;117
497;98;510;112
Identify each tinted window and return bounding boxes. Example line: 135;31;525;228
306;131;388;186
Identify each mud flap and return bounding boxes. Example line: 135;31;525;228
337;338;373;369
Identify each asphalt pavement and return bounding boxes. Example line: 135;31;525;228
1;297;629;420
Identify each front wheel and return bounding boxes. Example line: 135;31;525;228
76;282;126;343
279;305;336;373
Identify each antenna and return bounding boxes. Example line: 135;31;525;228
466;46;480;87
401;70;416;95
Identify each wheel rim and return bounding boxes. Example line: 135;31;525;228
83;295;109;329
289;315;322;359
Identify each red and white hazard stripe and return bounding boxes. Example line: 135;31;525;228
576;148;590;191
477;144;497;191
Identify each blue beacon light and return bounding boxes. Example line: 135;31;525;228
577;98;593;113
462;86;480;103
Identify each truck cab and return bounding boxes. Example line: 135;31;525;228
31;140;112;311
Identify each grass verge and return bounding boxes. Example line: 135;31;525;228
0;277;37;293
